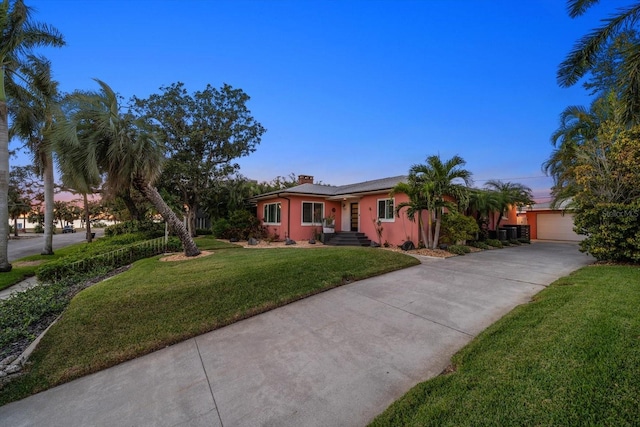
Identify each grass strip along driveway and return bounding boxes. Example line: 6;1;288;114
0;246;418;405
370;265;640;426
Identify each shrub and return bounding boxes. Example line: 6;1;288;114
34;224;43;234
468;240;490;250
212;218;231;239
440;213;480;244
104;220;164;238
486;239;503;248
574;202;640;263
227;210;267;240
509;239;522;245
196;228;213;235
518;238;531;244
447;244;471;255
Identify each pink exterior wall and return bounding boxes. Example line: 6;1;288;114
257;196;342;241
357;193;422;246
257;192;425;244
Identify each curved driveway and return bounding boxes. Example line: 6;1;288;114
0;242;593;427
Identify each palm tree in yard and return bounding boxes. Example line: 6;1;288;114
9;56;60;254
558;1;640;124
0;0;64;271
484;180;535;233
391;177;430;248
410;154;473;249
55;125;101;243
467;188;501;240
55;79;200;256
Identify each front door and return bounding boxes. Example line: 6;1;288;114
350;203;358;232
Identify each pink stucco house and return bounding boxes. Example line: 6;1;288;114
251;174;426;246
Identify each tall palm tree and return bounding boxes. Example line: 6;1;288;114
55;79;200;256
0;0;64;271
8;55;59;254
558;1;640;124
484;180;534;233
411;155;473;249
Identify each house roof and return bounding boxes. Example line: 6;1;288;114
250;175;407;201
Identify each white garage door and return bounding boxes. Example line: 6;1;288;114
537;213;584;241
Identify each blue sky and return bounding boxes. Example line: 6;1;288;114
15;0;626;201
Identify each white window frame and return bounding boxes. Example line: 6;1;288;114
377;198;395;222
263;202;281;225
301;201;324;225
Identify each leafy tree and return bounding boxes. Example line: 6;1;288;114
558;1;640;124
133;82;266;236
54;79;200;256
8;166;31;235
0;0;64;271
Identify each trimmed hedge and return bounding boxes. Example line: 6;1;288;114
448;245;471;255
37;237;182;283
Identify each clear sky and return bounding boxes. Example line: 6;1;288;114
14;0;626;202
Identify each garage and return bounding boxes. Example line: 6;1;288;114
536;213;584;241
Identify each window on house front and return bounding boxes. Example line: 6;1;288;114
263;202;281;224
378;198;395;221
302;201;323;225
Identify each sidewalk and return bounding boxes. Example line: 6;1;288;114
0;242;593;426
0;276;39;301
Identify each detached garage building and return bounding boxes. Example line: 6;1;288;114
524;202;585;242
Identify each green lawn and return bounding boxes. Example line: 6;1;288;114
0;246;418;405
370;265;640;426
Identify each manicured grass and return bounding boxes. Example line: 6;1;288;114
0;247;418;404
193;235;242;250
370;265;640;426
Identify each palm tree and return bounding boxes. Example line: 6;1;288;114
484;180;534;233
55;79;200;256
467;188;502;240
390;178;430;247
0;0;64;271
543;93;622;207
8;55;60;254
411;155;473;249
558;1;640;124
55;123;101;243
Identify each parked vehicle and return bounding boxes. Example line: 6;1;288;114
62;225;76;233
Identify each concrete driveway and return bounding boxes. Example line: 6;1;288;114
0;242;593;427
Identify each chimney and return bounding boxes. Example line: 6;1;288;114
298;175;314;185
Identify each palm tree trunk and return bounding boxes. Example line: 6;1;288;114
426;211;433;249
433;208;442;249
84;193;92;243
417;210;428;247
41;156;54;255
0;99;12;272
13;218;18;237
137;181;200;257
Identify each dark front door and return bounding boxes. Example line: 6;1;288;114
350;203;358;231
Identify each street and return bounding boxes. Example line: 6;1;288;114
7;229;105;262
